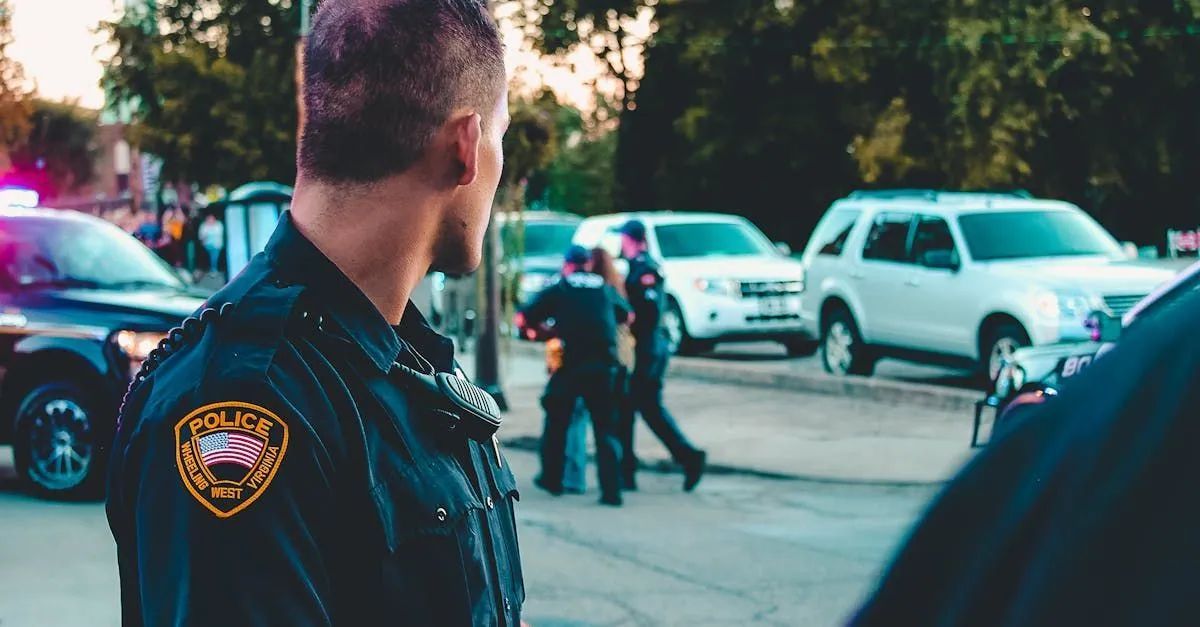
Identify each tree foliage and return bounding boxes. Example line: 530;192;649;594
101;0;303;189
7;100;97;198
515;0;656;114
0;0;31;157
620;0;1200;246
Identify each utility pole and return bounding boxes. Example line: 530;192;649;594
475;208;507;410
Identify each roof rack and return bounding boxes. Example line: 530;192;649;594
847;189;1033;201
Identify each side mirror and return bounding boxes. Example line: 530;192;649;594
775;242;793;256
920;249;960;272
1086;311;1122;343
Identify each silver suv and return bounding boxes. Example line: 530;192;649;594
798;190;1174;379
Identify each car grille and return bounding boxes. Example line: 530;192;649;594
1103;294;1145;317
740;280;803;298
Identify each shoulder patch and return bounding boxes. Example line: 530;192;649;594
174;401;289;518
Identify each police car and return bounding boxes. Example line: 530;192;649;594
973;259;1200;446
0;207;206;497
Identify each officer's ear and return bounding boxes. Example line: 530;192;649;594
451;112;483;187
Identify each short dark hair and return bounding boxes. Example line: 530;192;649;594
299;0;505;184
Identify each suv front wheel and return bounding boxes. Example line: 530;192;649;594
981;322;1031;383
13;381;105;500
821;308;875;376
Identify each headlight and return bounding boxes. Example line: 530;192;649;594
1035;291;1103;321
693;278;740;297
1058;293;1103;321
115;330;167;377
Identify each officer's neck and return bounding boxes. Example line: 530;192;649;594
290;178;437;325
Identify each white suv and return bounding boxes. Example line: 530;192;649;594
799;191;1175;379
573;212;809;355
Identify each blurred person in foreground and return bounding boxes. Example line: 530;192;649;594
619;220;706;491
106;1;525;624
851;287;1200;627
521;245;632;506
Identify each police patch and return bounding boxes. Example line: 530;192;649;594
174;401;289;518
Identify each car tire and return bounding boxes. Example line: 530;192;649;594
663;299;713;356
820;308;875;376
782;337;818;358
13;382;105;500
981;322;1031;383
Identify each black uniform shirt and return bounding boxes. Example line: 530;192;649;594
852;288;1200;627
624;253;667;353
106;213;524;626
521;271;631;368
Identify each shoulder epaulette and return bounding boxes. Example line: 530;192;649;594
118;302;235;422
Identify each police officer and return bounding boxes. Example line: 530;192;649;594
106;2;523;625
618;220;707;491
520;245;632;506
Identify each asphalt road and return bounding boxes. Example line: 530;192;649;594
686;342;980;391
0;446;935;626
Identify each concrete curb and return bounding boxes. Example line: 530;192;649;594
500;435;947;488
500;339;980;414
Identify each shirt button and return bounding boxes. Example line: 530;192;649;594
486;496;495;510
504;598;511;613
435;507;448;523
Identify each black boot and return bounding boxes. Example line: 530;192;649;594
599;493;623;507
534;475;564;497
683;450;707;492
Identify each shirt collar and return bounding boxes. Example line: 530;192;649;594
264;211;404;372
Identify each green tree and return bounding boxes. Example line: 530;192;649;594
523;92;617;216
515;0;656;115
8;100;98;198
0;0;31;157
619;0;1200;247
101;0;304;189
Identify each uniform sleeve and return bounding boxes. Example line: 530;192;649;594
628;267;663;334
114;377;336;626
520;284;556;327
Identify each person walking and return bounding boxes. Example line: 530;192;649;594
197;212;225;277
560;247;637;493
106;1;524;624
521;245;633;506
619;220;707;491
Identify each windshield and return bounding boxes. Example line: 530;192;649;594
958;210;1123;261
655;221;776;259
0;217;185;290
501;221;579;258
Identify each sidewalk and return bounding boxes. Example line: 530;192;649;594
463;349;977;485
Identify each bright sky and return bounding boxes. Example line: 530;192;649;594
9;0;119;109
7;0;639;113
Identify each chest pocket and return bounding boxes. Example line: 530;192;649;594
371;457;492;625
479;443;525;623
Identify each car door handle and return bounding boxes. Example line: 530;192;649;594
849;271;865;280
905;278;921;287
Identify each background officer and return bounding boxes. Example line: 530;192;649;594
618;220;707;492
520;245;632;506
105;2;524;625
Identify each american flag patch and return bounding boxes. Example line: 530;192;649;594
197;431;264;469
